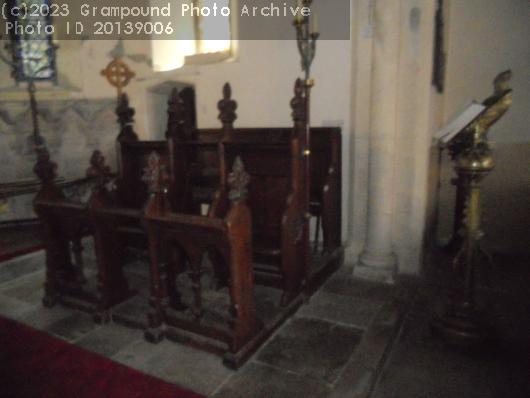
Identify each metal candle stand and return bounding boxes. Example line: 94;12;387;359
293;0;319;256
0;30;57;166
293;0;319;82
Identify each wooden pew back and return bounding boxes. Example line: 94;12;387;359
182;127;341;240
115;141;172;210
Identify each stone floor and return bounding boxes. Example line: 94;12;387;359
0;250;415;398
371;250;530;398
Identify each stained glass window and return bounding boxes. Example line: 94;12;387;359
7;0;57;83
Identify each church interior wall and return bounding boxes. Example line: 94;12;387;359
0;95;117;222
0;1;354;248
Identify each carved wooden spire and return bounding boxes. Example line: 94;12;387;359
142;151;169;193
217;83;238;129
34;147;57;183
116;93;135;128
116;93;138;141
86;150;112;192
227;156;250;202
290;78;306;122
166;88;187;140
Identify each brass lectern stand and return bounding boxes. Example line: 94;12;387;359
432;71;513;347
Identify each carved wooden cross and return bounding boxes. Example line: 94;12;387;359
100;55;136;99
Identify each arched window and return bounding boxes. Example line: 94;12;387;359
152;0;234;72
195;0;231;55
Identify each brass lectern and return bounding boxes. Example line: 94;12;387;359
432;71;513;347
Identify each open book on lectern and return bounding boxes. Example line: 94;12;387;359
434;99;486;144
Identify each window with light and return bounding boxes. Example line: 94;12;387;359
152;0;234;72
6;0;57;84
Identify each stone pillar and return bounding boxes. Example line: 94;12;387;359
354;0;400;283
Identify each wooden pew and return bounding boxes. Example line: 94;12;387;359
33;92;176;320
179;127;341;251
163;83;342;307
34;88;206;322
35;81;342;361
32;80;343;369
97;82;339;366
34;149;124;314
88;94;185;322
132;153;260;368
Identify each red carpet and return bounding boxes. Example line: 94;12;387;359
0;316;205;398
0;222;43;262
0;245;44;263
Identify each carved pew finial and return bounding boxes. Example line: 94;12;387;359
142;151;170;193
142;151;170;215
116;93;138;141
34;147;58;183
218;83;238;130
33;146;65;205
227;156;250;202
86;150;112;192
117;93;135;128
166;88;187;140
290;78;306;122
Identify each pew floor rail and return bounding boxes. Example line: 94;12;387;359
107;244;342;368
31;219;342;369
105;258;305;369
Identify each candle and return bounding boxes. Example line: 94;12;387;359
312;12;318;33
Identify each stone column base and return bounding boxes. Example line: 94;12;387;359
354;252;397;284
